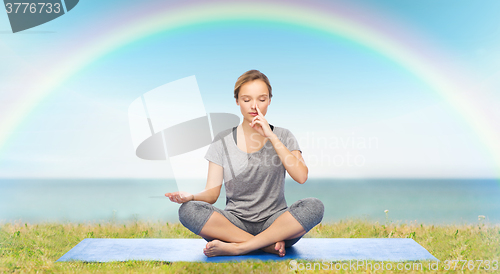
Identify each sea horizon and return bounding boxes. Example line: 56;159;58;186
1;178;499;225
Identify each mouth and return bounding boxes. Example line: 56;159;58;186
249;112;258;116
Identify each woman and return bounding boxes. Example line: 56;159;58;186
165;70;324;257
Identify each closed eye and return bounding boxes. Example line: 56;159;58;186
243;99;266;102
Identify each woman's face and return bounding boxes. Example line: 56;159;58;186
236;79;271;123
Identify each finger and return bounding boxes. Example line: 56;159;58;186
255;117;269;129
253;120;263;127
249;117;256;127
250;116;259;127
253;115;265;127
256;104;261;114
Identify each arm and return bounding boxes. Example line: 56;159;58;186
268;135;308;184
165;161;223;204
194;161;223;204
250;104;308;184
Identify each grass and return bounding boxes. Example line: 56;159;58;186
1;218;499;273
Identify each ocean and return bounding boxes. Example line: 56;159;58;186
1;179;498;225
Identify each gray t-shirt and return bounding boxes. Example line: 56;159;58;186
204;126;302;222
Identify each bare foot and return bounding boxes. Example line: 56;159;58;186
261;241;286;257
203;240;241;257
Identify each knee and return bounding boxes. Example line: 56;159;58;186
303;197;324;220
178;201;210;229
178;201;193;224
290;197;324;230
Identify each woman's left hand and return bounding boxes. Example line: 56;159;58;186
249;105;274;138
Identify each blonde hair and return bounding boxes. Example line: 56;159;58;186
234;70;273;100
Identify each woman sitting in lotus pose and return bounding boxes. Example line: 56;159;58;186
165;69;324;257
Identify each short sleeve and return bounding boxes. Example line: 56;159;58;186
204;135;224;167
283;129;302;153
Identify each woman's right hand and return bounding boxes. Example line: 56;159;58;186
165;191;194;204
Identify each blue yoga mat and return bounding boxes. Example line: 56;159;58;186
56;238;438;263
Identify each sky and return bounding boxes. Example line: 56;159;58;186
0;0;499;179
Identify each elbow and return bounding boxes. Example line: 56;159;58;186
208;196;218;204
297;173;308;184
299;167;308;184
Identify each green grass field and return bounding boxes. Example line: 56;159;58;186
1;218;499;273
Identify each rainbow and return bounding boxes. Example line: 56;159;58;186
1;0;499;176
